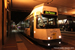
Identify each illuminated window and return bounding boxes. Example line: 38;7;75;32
25;20;30;28
58;20;63;24
37;15;57;28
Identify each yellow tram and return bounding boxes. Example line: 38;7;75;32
24;3;62;46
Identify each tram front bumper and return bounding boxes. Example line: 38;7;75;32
42;39;62;46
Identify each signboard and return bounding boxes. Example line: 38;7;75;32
44;11;56;15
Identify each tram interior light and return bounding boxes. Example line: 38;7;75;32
58;20;63;24
49;18;53;21
63;19;67;23
58;19;69;24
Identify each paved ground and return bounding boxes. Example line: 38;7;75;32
2;31;75;50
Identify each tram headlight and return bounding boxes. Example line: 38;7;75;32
59;36;61;38
59;42;61;44
48;43;50;46
48;37;50;40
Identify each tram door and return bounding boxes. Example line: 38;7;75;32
30;17;34;37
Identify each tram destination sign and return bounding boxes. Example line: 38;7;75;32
44;11;57;15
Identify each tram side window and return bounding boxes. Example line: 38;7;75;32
25;20;30;28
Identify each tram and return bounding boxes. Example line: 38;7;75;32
24;3;62;46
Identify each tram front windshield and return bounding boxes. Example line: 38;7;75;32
37;15;57;29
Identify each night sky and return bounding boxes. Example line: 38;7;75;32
11;11;30;24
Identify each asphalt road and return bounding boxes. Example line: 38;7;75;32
17;32;75;50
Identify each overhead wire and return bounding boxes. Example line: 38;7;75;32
34;0;53;4
46;0;53;4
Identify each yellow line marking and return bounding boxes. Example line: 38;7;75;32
25;37;33;44
21;35;34;44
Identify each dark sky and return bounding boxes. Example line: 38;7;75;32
11;11;30;24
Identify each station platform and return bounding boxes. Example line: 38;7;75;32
2;32;27;50
2;32;46;50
